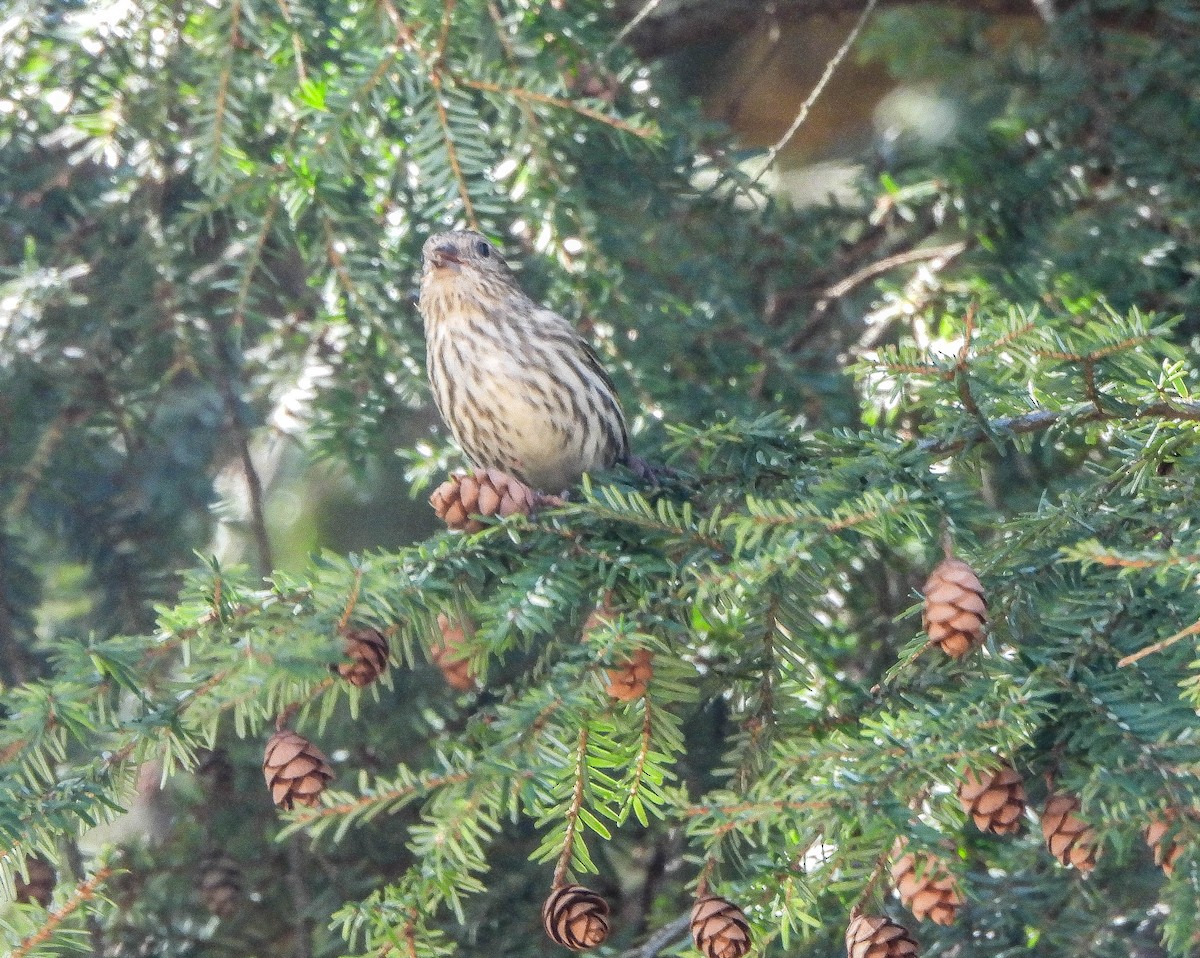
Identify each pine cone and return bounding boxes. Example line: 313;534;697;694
1145;809;1194;876
262;730;334;810
606;648;654;702
691;894;752;958
890;846;962;925
845;914;919;958
922;558;986;658
542;884;610;950
1041;793;1098;871
14;856;55;907
335;625;389;687
198;852;243;918
430;469;556;533
957;763;1026;835
433;613;477;691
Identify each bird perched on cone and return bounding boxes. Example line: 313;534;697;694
418;229;630;493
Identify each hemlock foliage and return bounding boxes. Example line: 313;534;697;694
1;0;1199;956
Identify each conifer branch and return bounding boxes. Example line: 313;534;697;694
11;866;112;958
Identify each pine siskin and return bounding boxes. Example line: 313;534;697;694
418;230;629;493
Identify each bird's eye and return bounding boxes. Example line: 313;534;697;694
475;241;490;258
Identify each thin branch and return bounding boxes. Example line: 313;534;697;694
610;0;669;50
789;241;968;352
617;912;692;958
749;0;878;185
552;726;590;889
12;867;113;958
918;400;1200;458
460;78;656;138
1118;619;1200;668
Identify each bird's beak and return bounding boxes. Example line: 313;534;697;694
429;244;463;270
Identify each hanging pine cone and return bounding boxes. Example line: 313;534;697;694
14;856;56;907
691;894;752;958
430;469;560;533
262;730;334;810
433;613;476;691
606;648;654;702
957;763;1026;835
922;558;986;658
1041;793;1098;871
198;852;243;918
541;884;610;951
335;625;389;687
1145;810;1194;876
846;913;918;958
890;847;963;925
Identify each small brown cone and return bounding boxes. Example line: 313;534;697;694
430;469;557;533
14;856;55;907
335;625;389;687
890;847;962;926
1041;793;1099;871
262;730;334;810
957;764;1026;835
433;613;476;691
922;558;986;658
845;913;919;958
691;894;752;958
198;852;243;918
1145;809;1194;876
542;884;610;951
606;648;654;702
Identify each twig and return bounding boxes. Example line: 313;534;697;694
919;400;1200;458
460;78;655;138
1118;619;1200;667
12;867;113;958
609;0;668;50
552;726;590;889
617;912;692;958
749;0;879;185
788;241;968;352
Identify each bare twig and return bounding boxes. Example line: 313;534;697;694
460;78;655;138
1118;619;1200;668
787;241;968;352
749;0;879;185
610;0;669;50
617;912;692;958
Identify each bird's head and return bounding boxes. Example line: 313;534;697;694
421;230;514;282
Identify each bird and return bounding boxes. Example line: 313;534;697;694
417;229;630;494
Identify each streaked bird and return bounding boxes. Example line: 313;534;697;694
417;229;629;492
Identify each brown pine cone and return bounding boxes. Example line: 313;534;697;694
430;468;558;533
198;852;243;918
1145;809;1194;876
1041;793;1099;871
845;913;919;958
691;894;752;958
890;848;963;925
542;884;610;951
606;648;654;702
433;613;477;691
957;764;1026;835
335;625;389;687
922;558;986;658
14;856;56;907
262;730;334;810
